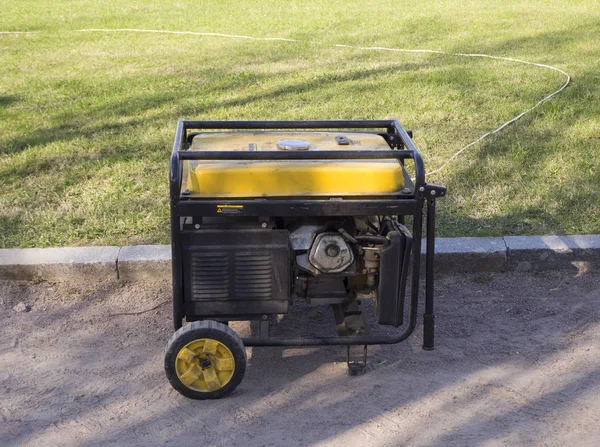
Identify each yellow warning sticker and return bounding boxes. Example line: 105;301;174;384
216;205;243;214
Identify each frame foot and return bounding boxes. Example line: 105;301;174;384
347;345;368;376
422;314;435;350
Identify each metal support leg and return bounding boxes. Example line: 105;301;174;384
423;197;437;350
347;345;368;376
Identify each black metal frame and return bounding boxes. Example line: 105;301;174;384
170;119;445;350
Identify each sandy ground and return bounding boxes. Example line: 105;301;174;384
1;270;599;446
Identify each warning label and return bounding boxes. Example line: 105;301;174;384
216;205;244;215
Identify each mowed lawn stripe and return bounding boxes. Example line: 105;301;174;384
0;1;597;247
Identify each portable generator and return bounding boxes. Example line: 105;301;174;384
165;119;446;399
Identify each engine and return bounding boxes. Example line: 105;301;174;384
286;216;410;325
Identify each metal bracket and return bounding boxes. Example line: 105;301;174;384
259;319;270;339
387;129;412;149
417;184;447;200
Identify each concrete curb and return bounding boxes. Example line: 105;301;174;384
1;235;599;282
505;235;600;273
0;246;120;281
423;237;507;274
117;245;171;282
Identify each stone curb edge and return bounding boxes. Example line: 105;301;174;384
1;235;600;282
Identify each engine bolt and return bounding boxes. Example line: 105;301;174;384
325;243;340;257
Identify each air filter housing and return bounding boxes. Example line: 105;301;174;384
182;230;290;317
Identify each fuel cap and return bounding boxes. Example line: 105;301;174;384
276;139;311;150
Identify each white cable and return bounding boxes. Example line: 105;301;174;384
340;46;571;177
0;31;39;34
76;28;303;43
2;28;570;177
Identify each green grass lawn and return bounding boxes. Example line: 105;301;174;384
1;0;599;247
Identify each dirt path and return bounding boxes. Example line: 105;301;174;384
1;271;599;446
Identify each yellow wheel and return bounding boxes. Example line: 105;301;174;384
164;320;246;399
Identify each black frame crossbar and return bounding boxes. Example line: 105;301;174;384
170;119;445;350
178;149;415;160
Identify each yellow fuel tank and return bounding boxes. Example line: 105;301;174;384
182;132;409;198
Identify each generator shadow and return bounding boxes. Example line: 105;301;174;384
0;272;600;446
3;271;594;446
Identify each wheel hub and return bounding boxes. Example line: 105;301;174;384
199;358;212;369
175;338;235;392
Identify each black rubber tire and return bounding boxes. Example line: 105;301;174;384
164;320;247;399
